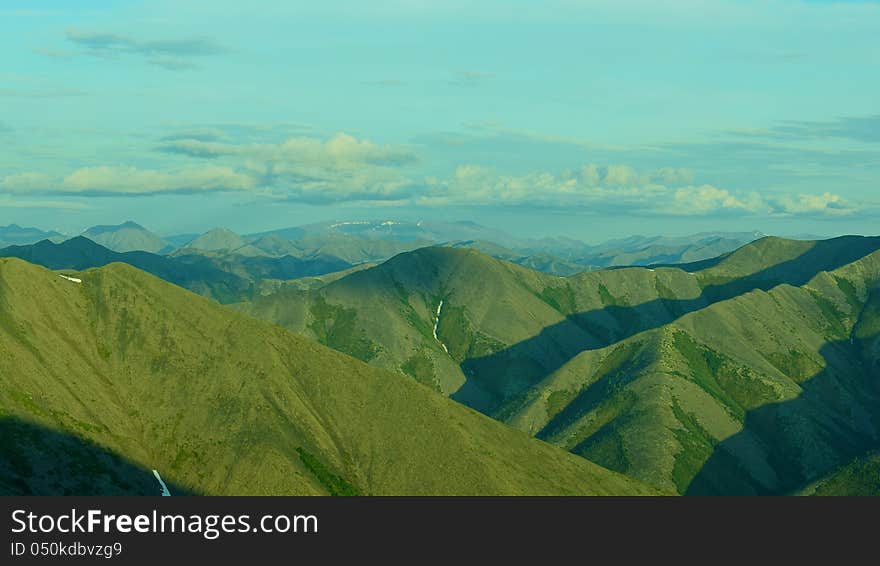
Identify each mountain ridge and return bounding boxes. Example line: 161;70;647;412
0;257;656;495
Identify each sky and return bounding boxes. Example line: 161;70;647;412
0;0;878;242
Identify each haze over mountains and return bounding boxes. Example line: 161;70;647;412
1;220;773;277
2;219;879;495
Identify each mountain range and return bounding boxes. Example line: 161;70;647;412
236;236;880;495
0;257;654;495
2;222;878;495
0;224;63;248
0;221;773;277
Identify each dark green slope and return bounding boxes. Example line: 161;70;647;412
0;418;195;496
0;257;655;496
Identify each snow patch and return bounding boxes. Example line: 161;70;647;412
58;274;82;284
433;300;449;354
152;469;171;496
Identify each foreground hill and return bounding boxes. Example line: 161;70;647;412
237;236;880;494
0;258;654;495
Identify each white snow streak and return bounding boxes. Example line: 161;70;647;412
433;300;449;354
58;274;82;283
152;469;171;496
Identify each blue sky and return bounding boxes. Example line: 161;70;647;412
0;0;878;241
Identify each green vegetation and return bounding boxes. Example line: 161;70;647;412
307;296;379;361
401;351;440;391
15;233;880;495
669;398;716;494
809;453;880;496
296;448;360;496
235;236;880;495
0;257;656;495
538;284;576;314
671;332;744;420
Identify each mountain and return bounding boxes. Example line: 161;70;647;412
164;233;200;248
0;238;356;304
448;231;767;276
181;228;258;254
172;250;354;286
0;224;63;248
799;452;880;496
81;221;171;254
0;237;249;303
0;257;655;495
237;236;880;494
250;219;526;247
585;232;767;268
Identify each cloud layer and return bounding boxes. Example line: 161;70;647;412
0;130;860;218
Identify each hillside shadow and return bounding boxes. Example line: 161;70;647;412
0;417;197;496
455;236;880;414
686;335;880;495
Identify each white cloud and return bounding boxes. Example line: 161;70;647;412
1;166;254;196
773;192;853;216
1;156;859;217
673;185;765;214
61;165;255;195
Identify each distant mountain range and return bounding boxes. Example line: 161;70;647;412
0;220;773;276
0;224;63;248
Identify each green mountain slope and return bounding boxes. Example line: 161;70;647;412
237;236;880;494
799;452;880;496
238;246;572;396
0;257;655;496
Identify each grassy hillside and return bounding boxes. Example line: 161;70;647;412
0;257;655;496
237;236;880;494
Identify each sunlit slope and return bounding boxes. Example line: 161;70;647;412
238;236;880;494
501;248;880;494
238;246;578;396
241;237;880;409
0;258;655;495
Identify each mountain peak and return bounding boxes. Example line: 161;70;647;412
184;228;245;252
80;222;168;253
